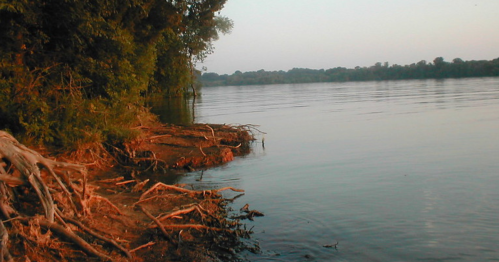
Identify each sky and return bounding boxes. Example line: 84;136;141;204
199;0;499;75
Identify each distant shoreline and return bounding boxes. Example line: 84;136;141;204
200;57;499;87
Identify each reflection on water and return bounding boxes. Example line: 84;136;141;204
147;96;194;125
162;78;499;261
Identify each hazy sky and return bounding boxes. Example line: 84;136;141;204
200;0;499;74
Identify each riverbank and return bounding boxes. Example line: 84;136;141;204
125;123;254;171
0;123;258;261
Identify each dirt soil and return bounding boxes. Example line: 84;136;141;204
124;123;254;171
0;124;261;262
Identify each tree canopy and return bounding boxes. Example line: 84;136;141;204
0;0;231;148
200;57;499;87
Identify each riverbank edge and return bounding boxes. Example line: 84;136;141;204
88;123;258;261
3;123;258;261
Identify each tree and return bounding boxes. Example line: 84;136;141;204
200;57;499;86
0;0;232;148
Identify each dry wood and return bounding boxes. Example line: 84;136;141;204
0;174;25;187
222;143;242;149
64;217;132;259
133;193;179;206
115;180;136;186
139;206;170;241
132;179;149;192
88;195;125;216
138;182;244;202
154;206;199;224
148;134;172;140
213;187;245;193
162;224;228;232
0;131;87;222
138;182;194;201
0;220;12;262
97;177;125;183
0;131;118;260
17;217;113;261
198;146;207;156
129;241;155;253
0;127;259;261
206;125;216;140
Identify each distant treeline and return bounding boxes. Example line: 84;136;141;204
200;57;499;86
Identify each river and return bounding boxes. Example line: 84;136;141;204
174;77;499;261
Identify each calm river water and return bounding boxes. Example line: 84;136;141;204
176;78;499;261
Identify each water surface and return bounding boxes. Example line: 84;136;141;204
178;78;499;261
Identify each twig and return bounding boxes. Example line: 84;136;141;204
130;241;155;253
323;241;339;249
155;206;197;223
198;146;206;156
132;179;149;192
205;125;217;141
96;177;125;183
64;217;132;259
0;219;12;262
89;196;125;215
0;172;26;186
115;180;136;186
213;187;245;193
133;194;177;206
139;183;196;201
148;134;172;140
162;224;228;232
17;217;113;261
139;206;170;241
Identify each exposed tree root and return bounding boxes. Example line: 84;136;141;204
0;130;260;261
233;203;265;221
16;217;113;261
138;205;170;241
161;224;228;231
63;216;132;259
138;182;245;202
129;241;155;253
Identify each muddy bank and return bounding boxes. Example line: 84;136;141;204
0;124;261;261
124;124;255;171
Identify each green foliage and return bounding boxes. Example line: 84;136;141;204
200;57;499;87
0;0;232;149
